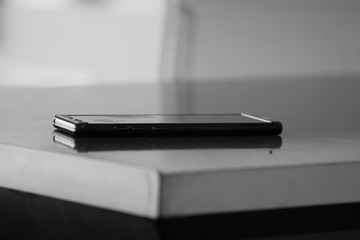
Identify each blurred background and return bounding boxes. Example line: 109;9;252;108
0;0;167;87
180;0;360;81
1;0;360;112
1;0;360;86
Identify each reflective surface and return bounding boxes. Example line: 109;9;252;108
1;77;360;238
1;77;359;170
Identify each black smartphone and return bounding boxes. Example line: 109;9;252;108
52;130;282;152
52;113;282;137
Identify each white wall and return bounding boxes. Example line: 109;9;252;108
2;0;360;86
178;0;360;80
0;0;166;86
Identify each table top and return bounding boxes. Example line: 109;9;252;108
1;76;359;168
1;76;360;218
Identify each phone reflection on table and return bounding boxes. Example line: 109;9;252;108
52;130;282;152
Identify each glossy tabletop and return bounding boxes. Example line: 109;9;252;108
1;77;360;171
1;76;360;238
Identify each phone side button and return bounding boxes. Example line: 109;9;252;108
113;127;128;132
152;127;168;133
133;127;144;132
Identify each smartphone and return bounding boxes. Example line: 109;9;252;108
52;113;282;137
52;130;282;152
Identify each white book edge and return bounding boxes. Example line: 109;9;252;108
0;143;160;218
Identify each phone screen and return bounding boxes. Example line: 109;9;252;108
68;114;270;124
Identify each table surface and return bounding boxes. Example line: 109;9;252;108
1;76;360;171
1;76;360;238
